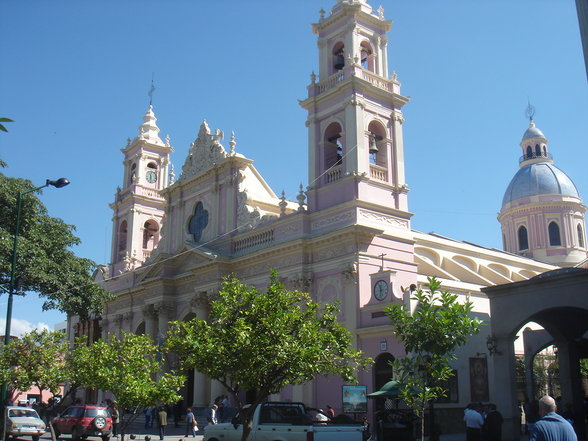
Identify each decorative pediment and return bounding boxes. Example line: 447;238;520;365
134;245;219;283
180;121;228;179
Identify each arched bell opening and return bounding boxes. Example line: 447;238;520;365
360;41;375;72
129;163;137;185
332;42;345;73
367;120;387;167
324;122;344;171
117;220;128;262
142;219;160;256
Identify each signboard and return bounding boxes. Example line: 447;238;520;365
342;385;367;413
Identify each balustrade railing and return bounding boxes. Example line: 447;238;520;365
324;166;342;184
232;229;275;253
315;71;345;95
361;71;393;93
370;164;388;181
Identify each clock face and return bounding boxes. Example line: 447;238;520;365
374;280;389;301
146;171;157;183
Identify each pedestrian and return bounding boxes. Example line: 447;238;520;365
158;406;168;440
107;400;120;438
326;405;335;419
207;404;218;425
530;395;576;441
464;403;484;441
185;408;199;437
144;406;152;429
220;395;229;422
484;404;503;441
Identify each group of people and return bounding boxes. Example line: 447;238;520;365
464;402;504;441
465;395;577;441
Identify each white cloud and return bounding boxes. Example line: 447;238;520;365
0;318;51;338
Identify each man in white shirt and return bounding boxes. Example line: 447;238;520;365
464;403;484;441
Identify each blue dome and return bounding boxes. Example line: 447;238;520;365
502;162;580;207
521;123;545;142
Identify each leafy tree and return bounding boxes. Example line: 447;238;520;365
0;329;68;400
0;174;112;319
166;271;372;441
0;118;13;133
385;277;482;441
68;331;185;441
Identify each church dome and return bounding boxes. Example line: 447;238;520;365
521;122;545;142
502;161;580;207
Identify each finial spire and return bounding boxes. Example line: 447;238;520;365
525;99;536;122
148;73;156;106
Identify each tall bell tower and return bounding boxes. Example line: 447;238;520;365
300;0;410;217
109;105;173;275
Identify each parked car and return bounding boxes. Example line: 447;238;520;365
5;406;46;441
53;405;112;441
204;401;364;441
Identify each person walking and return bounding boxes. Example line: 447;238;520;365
207;404;218;425
106;400;120;438
185;408;198;437
144;406;152;429
464;403;484;441
530;395;576;441
484;404;504;441
158;406;168;440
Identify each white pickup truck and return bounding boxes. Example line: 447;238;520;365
203;402;365;441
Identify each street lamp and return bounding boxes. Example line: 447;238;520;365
1;177;70;404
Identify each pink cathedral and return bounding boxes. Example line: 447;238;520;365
80;0;587;437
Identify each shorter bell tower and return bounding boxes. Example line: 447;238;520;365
109;105;173;275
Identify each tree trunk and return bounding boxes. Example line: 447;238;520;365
240;418;253;441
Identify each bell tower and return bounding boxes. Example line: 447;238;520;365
109;105;173;275
300;0;410;217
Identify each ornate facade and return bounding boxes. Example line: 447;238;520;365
76;0;586;436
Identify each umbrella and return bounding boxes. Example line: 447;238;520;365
367;380;409;398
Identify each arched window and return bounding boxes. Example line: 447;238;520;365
542;145;547;156
117;220;128;262
548;222;561;246
360;41;375;72
324;122;344;170
518;226;529;251
332;42;345;72
129;163;137;184
535;144;541;156
578;224;585;248
367;120;387;167
143;220;159;250
526;146;532;159
373;352;394;414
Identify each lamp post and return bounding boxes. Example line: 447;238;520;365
1;177;70;405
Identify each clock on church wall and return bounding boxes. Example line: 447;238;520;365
373;279;389;301
146;171;157;183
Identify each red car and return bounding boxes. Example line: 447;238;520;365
53;405;112;441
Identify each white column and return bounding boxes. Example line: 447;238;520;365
143;304;157;342
190;292;212;407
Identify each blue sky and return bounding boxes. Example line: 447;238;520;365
1;0;587;334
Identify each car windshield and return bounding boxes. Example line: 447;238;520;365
9;409;38;418
85;408;108;418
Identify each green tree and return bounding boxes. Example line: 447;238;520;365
0;118;13;133
166;271;372;441
385;277;482;441
68;332;185;441
0;174;112;319
0;329;68;400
